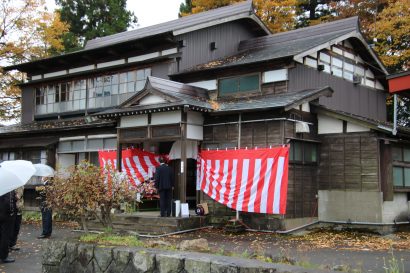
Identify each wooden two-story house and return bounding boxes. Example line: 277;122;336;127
1;1;409;230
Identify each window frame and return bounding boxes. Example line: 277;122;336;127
218;73;261;98
289;140;319;165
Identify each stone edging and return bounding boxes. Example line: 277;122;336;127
42;240;335;273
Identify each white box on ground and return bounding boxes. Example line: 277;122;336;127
174;200;181;217
181;203;189;217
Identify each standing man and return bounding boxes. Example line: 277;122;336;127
154;157;174;217
37;178;52;239
0;191;16;263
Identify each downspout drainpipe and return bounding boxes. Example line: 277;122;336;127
245;220;410;235
393;94;398;135
236;113;242;221
136;226;214;238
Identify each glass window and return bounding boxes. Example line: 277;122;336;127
104;138;117;149
404;148;410;162
239;74;259;92
304;143;317;163
332;67;343;77
35;87;46;105
290;141;317;164
219;74;259;96
72;140;85;151
60;83;70;101
89;152;100;166
405;168;410;187
332;57;343;68
87;139;103;150
344;62;354;72
294;142;303;161
55;85;60;102
219;78;238;95
319;52;330;63
392;146;403;161
343;71;354;81
355;65;365;76
393;167;403;187
136;70;144;81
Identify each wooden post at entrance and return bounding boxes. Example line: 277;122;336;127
116;136;122;171
179;111;188;203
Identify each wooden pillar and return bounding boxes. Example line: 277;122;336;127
380;139;393;201
116;129;122;171
180;111;187;203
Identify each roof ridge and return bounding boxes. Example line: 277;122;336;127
85;1;253;49
239;16;358;51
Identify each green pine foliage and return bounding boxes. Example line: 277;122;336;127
55;0;138;51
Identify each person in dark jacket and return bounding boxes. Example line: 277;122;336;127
36;178;52;239
154;157;174;217
0;191;16;263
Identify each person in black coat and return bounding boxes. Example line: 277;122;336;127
37;178;52;239
0;191;16;263
154;157;174;217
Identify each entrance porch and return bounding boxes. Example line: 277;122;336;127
86;211;207;235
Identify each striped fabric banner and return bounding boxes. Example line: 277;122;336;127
98;148;161;186
197;147;289;215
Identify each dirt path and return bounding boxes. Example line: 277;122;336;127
1;223;409;273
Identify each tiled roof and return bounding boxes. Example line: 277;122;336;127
96;77;333;117
175;17;372;74
311;103;410;136
96;77;213;117
84;1;266;50
216;87;333;112
0;117;115;135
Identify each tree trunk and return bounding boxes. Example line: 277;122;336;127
80;215;89;233
101;205;113;230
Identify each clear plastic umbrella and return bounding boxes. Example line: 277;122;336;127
0;160;36;196
33;164;55;177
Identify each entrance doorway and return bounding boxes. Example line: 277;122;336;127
124;141;198;209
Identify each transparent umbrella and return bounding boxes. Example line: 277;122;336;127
0;160;36;196
33;164;55;177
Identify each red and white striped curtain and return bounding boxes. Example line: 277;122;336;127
98;148;161;186
197;147;289;215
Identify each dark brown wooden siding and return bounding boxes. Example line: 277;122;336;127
21;86;35;124
318;132;380;192
287;165;318;218
175;21;257;74
288;64;387;121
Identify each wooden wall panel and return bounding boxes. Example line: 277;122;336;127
318;133;380;192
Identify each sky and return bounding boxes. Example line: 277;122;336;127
46;0;185;28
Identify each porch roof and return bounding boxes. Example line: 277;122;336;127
311;103;410;138
216;86;333;113
94;76;213;118
0;117;115;136
95;76;333;117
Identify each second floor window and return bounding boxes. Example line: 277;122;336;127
34;67;151;114
218;74;260;97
